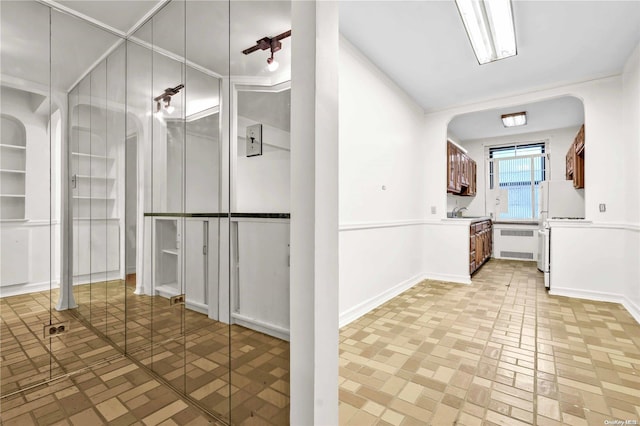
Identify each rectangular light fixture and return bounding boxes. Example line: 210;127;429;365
455;0;517;65
501;111;527;127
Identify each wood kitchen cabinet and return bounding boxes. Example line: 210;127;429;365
566;125;585;188
469;219;492;275
447;141;461;193
447;141;477;196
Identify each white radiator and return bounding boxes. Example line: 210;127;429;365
493;226;538;261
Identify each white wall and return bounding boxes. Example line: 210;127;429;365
290;2;339;423
622;42;640;318
338;37;428;325
0;87;61;295
447;126;582;217
235;116;290;212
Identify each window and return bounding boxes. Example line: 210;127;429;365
488;142;546;220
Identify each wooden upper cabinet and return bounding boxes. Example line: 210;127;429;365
566;145;574;180
460;153;469;187
566;125;585;188
575;124;585;155
447;141;476;196
447;142;458;193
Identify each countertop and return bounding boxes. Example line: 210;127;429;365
442;216;491;224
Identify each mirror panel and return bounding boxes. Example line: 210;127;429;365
0;0;57;394
52;7;122;375
229;2;292;423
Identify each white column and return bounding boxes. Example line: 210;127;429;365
290;1;339;425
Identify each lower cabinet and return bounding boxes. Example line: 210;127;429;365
469;219;492;274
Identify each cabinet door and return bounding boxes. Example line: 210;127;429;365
447;143;457;192
470;160;476;196
455;150;462;192
185;219;208;319
460;154;469;187
566;146;574;179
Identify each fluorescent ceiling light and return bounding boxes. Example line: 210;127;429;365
501;111;527;127
455;0;517;65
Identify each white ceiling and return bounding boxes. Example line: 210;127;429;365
448;96;584;141
56;0;164;34
339;1;640;112
1;0;638;137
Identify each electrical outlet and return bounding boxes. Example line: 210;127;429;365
43;322;69;338
431;206;436;214
246;124;263;157
599;203;606;213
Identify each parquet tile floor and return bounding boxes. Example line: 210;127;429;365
339;259;640;426
3;259;639;425
1;279;289;425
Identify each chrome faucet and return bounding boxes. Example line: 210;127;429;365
452;206;468;217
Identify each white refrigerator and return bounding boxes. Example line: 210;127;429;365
537;180;584;287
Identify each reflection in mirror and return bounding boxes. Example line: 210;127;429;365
0;0;57;395
447;96;585;223
229;2;292;422
53;7;123;374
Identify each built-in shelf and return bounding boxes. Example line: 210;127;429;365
162;249;179;256
0;144;26;150
71;125;93;133
0;125;26;220
72;196;116;201
155;283;180;298
73;217;120;220
75;174;115;180
71;152;113;160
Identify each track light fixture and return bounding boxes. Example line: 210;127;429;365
154;84;184;115
242;30;291;72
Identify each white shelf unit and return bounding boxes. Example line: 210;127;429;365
70;125;118;220
0;122;26;220
69;108;122;284
154;218;180;299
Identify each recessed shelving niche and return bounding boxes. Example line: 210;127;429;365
1;115;27;220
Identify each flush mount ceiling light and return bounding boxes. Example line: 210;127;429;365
501;111;527;127
242;30;291;72
455;0;517;65
154;84;184;116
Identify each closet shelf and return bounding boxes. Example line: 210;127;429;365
71;152;113;160
162;249;179;256
0;144;26;150
75;174;115;180
0;169;26;174
73;217;119;220
155;283;180;298
0;194;26;198
72;196;116;201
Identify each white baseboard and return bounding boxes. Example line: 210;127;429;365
550;287;640;325
231;312;290;341
423;272;471;285
72;271;121;286
339;273;428;328
623;296;640;325
0;280;60;298
186;301;208;315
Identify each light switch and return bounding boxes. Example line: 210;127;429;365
246;124;262;157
